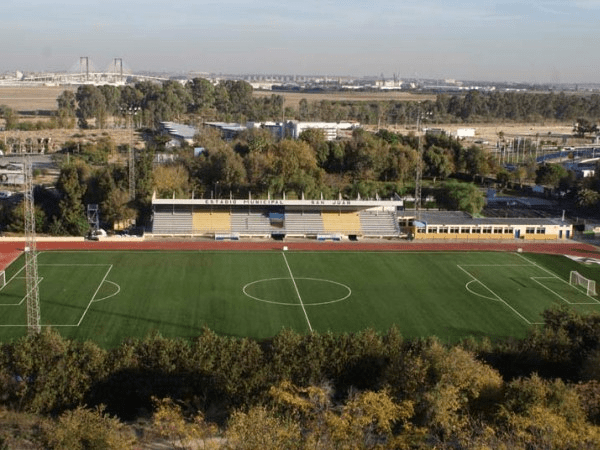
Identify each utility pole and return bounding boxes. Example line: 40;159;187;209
415;114;423;221
24;156;41;334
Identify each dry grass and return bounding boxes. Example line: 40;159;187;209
368;123;576;143
0;86;74;111
253;90;436;110
0;128;143;154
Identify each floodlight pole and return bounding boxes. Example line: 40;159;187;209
415;114;423;222
121;106;140;201
24;156;41;334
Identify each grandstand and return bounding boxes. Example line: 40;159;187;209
322;211;362;235
149;195;574;242
151;205;193;235
150;194;403;239
359;210;401;237
193;211;231;234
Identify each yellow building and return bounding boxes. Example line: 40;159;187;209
401;211;572;241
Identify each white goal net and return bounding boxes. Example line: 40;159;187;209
570;271;597;296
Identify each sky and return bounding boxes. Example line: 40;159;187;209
2;0;600;83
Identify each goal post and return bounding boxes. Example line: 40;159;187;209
0;270;4;289
570;271;597;296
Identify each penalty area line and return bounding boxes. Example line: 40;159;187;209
281;252;313;332
457;264;535;325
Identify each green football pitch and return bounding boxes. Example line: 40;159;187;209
1;250;599;347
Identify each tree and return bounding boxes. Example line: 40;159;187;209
151;397;217;450
102;188;136;230
56;91;77;128
461;145;492;181
43;406;135;450
299;128;329;166
535;163;568;188
298;98;310;120
225;405;302;450
200;146;247;193
0;328;107;414
75;85;107;129
189;77;215;109
495;168;510;188
573;118;599;138
268;139;323;197
153;163;190;198
6;200;46;233
499;375;600;449
577;188;600;209
344;128;388;181
424;145;455;182
269;380;417;449
0;105;18;130
421;341;502;441
56;161;90;235
435;180;485;214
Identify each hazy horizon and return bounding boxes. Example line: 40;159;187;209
3;1;600;84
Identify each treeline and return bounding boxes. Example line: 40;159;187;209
53;78;285;129
297;90;600;124
49;80;600;130
2;307;600;448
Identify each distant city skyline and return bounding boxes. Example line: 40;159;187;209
3;0;600;84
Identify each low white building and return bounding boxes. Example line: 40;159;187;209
456;128;476;138
286;121;359;141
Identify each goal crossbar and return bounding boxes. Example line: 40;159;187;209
570;271;597;296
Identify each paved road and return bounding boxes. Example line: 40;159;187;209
0;153;57;170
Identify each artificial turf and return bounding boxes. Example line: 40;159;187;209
0;250;599;347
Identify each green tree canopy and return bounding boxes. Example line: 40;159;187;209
435;180;485;214
535;163;569;187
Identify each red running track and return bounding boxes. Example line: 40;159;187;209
1;239;599;271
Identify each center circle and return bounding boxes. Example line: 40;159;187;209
242;277;352;306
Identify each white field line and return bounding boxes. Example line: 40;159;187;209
0;263;113;327
92;280;121;302
459;264;533;267
529;277;592;305
0;277;44;307
457;264;536;325
77;265;113;326
2;265;26;289
282;253;313;332
516;253;600;304
40;263;109;266
464;280;498;301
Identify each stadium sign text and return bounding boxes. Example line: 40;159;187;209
202;199;365;206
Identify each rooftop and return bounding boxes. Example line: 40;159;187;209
416;211;569;227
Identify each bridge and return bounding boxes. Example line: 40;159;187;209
0;57;169;86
